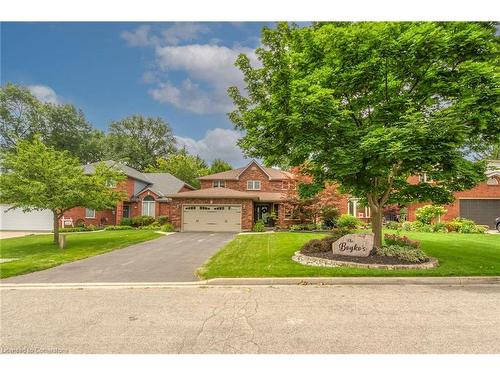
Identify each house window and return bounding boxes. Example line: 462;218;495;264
419;173;432;183
284;207;294;220
247;180;261;190
213;180;225;188
85;208;96;219
487;177;499;186
142;196;156;217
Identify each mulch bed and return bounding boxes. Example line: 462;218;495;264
301;251;427;265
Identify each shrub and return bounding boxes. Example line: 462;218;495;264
289;224;303;231
415;205;447;224
157;216;170;225
432;222;448;233
300;228;352;254
377;245;429;263
401;221;414;231
130;215;156;227
105;225;134;230
385;221;401;230
139;224;161;230
120;218;132;226
160;223;175;232
252;220;265;232
384;233;420;248
59;226;95;232
337;214;364;230
322;206;339;229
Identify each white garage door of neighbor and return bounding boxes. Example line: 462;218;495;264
0;204;53;231
183;205;242;232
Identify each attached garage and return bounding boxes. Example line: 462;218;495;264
182;204;241;232
459;199;500;229
0;204;52;231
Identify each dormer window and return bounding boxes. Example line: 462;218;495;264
487;177;499;186
247;180;261;190
213;180;225;188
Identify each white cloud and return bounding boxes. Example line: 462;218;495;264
121;25;158;47
150;79;232;114
28;85;60;104
150;44;257;113
121;23;211;48
175;128;248;166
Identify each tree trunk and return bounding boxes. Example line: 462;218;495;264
370;203;383;249
53;211;59;245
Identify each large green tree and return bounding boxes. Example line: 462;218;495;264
209;158;233;174
229;22;499;248
147;149;209;188
106;115;177;171
0;137;126;245
0;84;106;163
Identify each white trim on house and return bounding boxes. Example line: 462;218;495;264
213;180;225;188
85;208;96;218
247;180;261;190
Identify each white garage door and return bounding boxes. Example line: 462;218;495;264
183;205;241;232
0;204;52;231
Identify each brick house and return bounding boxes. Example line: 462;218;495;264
63;161;195;227
168;160;300;231
406;160;500;228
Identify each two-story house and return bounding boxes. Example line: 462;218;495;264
168;160;298;232
63;161;195;227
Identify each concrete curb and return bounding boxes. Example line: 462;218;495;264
1;276;499;289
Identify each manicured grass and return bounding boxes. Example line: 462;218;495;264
197;231;500;278
0;230;162;279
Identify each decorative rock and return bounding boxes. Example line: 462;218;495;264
332;233;374;257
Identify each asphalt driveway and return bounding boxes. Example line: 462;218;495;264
4;232;235;283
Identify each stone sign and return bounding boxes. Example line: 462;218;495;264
332;233;374;257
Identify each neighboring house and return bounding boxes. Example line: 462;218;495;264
63;161;195;227
0;205;53;231
406;160;500;228
168;160;299;232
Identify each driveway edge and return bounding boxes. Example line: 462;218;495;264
1;276;499;289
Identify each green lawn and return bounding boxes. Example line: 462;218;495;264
0;230;162;279
197;231;500;278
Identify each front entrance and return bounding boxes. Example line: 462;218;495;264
255;203;277;226
122;205;130;218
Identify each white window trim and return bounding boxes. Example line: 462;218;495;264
213;180;225;188
85;208;96;219
348;198;371;218
247;180;261;190
487;177;499;185
142;198;156;217
419;173;432;183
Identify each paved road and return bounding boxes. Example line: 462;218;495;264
4;232;235;283
1;284;499;354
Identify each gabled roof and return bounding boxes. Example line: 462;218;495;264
198;160;293;181
83;160;193;198
83;160;151;183
138;173;195;196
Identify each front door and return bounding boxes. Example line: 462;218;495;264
122;205;130;218
255;203;272;225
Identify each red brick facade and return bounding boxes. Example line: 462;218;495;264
407;175;500;221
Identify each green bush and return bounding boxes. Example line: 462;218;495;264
385;221;401;230
139;224;161;230
322;206;339;229
377;245;429;263
160;223;175;232
432;222;448;233
415;205;447;224
337;214;364;230
131;215;156;227
120;218;132;226
301;228;352;254
252;220;265;232
105;225;134;230
157;216;170;225
401;221;414;231
59;226;96;232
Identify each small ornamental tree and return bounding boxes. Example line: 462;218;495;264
415;205;447;224
0;137;126;245
229;22;499;248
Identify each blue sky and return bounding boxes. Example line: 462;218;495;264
1;22;272;166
